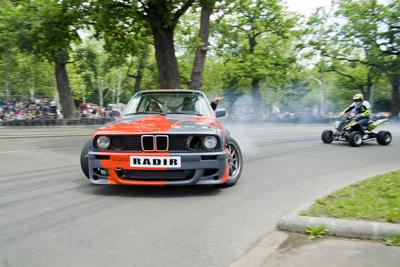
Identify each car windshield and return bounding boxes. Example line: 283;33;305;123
123;91;213;117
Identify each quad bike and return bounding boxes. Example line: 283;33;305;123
321;114;392;147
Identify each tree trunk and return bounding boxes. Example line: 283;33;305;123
189;0;214;90
133;71;143;95
365;69;373;101
3;50;11;99
111;87;116;104
97;79;104;108
252;78;262;120
29;80;35;101
152;27;181;89
390;74;399;120
248;36;257;53
54;51;77;119
249;36;261;118
133;45;149;94
116;73;122;103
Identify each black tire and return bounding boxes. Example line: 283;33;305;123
221;137;243;187
80;141;90;178
349;131;363;147
376;131;392;145
321;130;334;144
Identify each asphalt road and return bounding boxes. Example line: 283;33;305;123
0;123;399;267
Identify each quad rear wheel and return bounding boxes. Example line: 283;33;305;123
321;130;334;143
349;131;363;147
376;131;392;145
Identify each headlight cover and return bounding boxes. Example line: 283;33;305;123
96;136;110;149
202;136;218;150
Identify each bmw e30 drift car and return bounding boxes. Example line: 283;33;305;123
80;90;243;187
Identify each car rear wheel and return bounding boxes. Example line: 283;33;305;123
376;131;392;145
349;131;363;147
223;138;243;187
80;141;90;178
321;130;334;143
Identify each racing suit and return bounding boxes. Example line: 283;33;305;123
341;101;371;136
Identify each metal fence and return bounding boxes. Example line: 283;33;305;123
0;117;114;126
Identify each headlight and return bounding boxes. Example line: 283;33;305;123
96;136;110;149
203;136;218;150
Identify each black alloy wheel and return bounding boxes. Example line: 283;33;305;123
223;138;243;187
80;141;90;178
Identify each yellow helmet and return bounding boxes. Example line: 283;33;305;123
353;93;364;101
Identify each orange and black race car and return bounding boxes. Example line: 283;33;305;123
80;90;243;186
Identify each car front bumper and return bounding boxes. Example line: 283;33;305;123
88;150;229;186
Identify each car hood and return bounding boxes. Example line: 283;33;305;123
94;114;224;136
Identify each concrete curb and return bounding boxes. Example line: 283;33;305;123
278;215;400;240
230;170;400;267
277;169;400;241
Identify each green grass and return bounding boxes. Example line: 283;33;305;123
305;225;328;239
300;171;400;224
384;236;400;246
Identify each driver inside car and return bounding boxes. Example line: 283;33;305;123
340;93;371;137
181;97;196;112
146;101;162;113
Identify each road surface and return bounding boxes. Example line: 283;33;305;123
0;123;399;267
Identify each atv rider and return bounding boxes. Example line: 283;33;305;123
340;93;371;137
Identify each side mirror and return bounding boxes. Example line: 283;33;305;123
215;108;226;118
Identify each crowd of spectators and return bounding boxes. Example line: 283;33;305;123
0;99;122;125
79;103;107;119
0;98;59;122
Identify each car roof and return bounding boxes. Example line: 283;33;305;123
139;89;203;94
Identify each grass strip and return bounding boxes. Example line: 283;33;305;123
301;171;400;224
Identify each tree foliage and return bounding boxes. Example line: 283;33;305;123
308;0;400;117
0;0;88;118
0;0;397;119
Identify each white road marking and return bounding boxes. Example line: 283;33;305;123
0;147;80;154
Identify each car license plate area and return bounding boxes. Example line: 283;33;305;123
130;156;181;168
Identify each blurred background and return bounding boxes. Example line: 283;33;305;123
0;0;398;125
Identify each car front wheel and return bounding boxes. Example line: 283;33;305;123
223;138;243;187
80;141;90;178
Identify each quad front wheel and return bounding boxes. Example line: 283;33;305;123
376;131;392;145
321;130;334;144
349;131;363;147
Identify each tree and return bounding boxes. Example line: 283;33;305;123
74;44;99;103
0;50;54;100
93;0;195;89
132;43;151;94
319;60;379;101
217;0;298;117
1;0;88;118
339;0;400;118
189;0;216;90
308;0;400;118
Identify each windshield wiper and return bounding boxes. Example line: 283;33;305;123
165;112;203;116
124;112;166;116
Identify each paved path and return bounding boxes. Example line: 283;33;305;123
0;123;399;267
245;232;400;267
